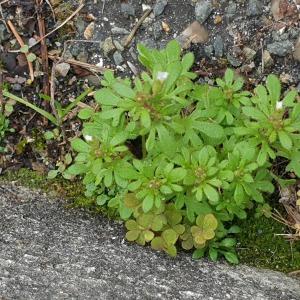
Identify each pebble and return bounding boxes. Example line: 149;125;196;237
225;1;237;23
227;53;242;67
0;24;9;43
272;31;289;42
84;75;101;87
121;2;135;17
204;45;214;58
243;47;256;61
12;83;22;92
195;0;213;24
55;63;71;77
75;17;85;34
267;40;293;57
262;50;274;68
84;22;95;40
77;52;88;63
153;0;168;17
113;40;124;52
101;37;116;57
293;37;300;62
246;0;263;16
152;21;163;40
111;27;130;35
113;51;124;66
213;35;224;58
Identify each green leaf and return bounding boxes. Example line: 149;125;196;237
181;52;194;71
20;45;29;53
142;194;154;213
168;168;187;182
94;88;120;105
203;214;218;231
224;69;234;86
224;252;239;264
162;229;178;245
194;122;224;139
27;53;37;62
209;248;218;261
192;248;206;259
166;40;181;63
78;108;94;119
113;82;136;99
220;238;236;248
71;138;90;153
242;107;267;121
266;74;281;103
146;128;156;152
140;110;151;129
203;184;219;205
227;225;241;234
283;90;298;107
278;131;292;150
48;170;58;179
125;220;139;230
126;230;140;241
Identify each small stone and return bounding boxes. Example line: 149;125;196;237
293;37;300;62
77;52;88;63
246;0;263;16
12;83;22;92
213;35;223;58
227;53;242;67
0;24;9;43
84;22;95;40
84;75;101;87
272;30;289;42
113;40;124;52
243;47;256;61
204;45;214;58
101;37;116;57
176;21;208;49
121;2;135;17
75;17;85;34
195;0;213;24
153;0;168;17
225;1;237;22
55;63;70;77
113;51;124;66
262;50;274;68
153;21;163;40
267;40;293;56
111;27;130;35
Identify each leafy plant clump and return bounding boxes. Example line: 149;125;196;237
65;40;300;263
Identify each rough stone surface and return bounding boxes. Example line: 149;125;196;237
246;0;263;16
267;40;294;57
195;0;213;24
153;0;168;17
0;184;300;300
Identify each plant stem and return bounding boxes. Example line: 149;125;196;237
3;90;58;126
142;135;146;159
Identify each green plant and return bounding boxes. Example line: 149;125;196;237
0;97;15;152
66;40;300;263
3;88;92;126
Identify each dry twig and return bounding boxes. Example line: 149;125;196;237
7;20;34;82
36;0;50;97
123;8;152;48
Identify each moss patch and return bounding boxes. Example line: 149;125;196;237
1;168;299;273
237;214;300;273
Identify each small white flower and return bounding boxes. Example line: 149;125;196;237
84;135;93;142
157;71;169;82
276;101;283;110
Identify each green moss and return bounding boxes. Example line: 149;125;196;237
1;168;299;273
238;214;300;273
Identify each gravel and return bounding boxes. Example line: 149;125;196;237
195;0;213;24
267;40;294;57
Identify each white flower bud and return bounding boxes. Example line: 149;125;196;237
84;135;93;142
276;101;283;110
157;71;169;82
